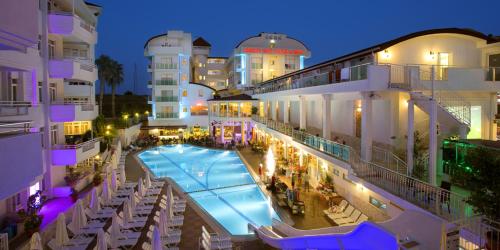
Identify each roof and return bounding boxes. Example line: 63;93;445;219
259;28;499;84
208;56;228;59
84;1;101;8
208;94;258;101
234;32;309;51
193;37;211;47
189;82;216;92
144;33;167;48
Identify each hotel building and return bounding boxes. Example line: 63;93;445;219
145;31;216;137
227;32;311;89
191;37;228;90
0;0;101;222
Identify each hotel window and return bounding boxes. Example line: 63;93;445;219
48;40;55;59
207;58;225;64
38;82;43;103
183;107;187;112
10;79;18;101
369;196;387;210
198;75;203;81
251;72;263;84
251;57;263;69
181;74;187;81
182;90;188;97
160;90;173;97
228;102;239;117
285;55;297;70
198;89;204;97
51;125;57;145
182;58;188;65
208;70;221;75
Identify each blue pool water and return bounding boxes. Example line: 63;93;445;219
138;144;280;235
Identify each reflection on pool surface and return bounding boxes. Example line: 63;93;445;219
138;144;280;235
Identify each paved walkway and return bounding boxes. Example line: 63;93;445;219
238;147;336;230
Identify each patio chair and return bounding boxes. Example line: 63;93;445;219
142;242;179;250
328;205;354;220
334;209;361;225
343;214;369;226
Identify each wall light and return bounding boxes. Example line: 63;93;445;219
135;113;139;117
382;49;391;60
357;183;364;192
270;39;276;44
427;51;436;61
106;125;112;130
356;107;362;112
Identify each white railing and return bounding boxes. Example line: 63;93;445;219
448;216;500;250
0;101;32;116
49;10;95;33
53;137;101;152
0;121;32;134
372;146;408;175
51;101;95;111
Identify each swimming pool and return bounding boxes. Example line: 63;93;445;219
138;144;280;235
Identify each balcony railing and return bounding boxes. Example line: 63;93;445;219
155;96;179;102
155;79;177;86
156;112;179;119
0;101;32;117
155;63;177;70
0;121;32;134
253;63;369;94
53;137;101;153
252;115;473;222
191;111;208;116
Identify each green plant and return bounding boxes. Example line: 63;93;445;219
93;173;103;186
251;106;258;115
23;213;42;236
411;130;429;182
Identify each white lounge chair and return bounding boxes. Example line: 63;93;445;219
328;205;354;220
334;209;361;225
342;214;369;226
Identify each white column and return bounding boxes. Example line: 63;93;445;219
284;100;290;124
272;100;277;121
361;92;373;162
241;121;246;144
429;99;438;186
220;125;225;143
491;92;498;141
299;95;307;130
407;100;414;175
322;94;332;139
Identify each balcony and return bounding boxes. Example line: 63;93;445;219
48;11;97;44
50;101;98;122
49;59;97;82
155;79;177;86
156;96;179;102
0;122;43;200
0;101;44;122
51;138;100;166
147;80;152;88
154;63;178;70
155;112;179;119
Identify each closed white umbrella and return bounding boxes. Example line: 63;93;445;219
96;228;107;250
119;167;126;186
90;187;101;213
111;169;118;192
29;232;42;250
152;226;162;250
102;179;112;204
167;185;174;205
129;189;137;211
137;177;145;197
55;213;69;247
122;198;133;225
165;198;173;221
110;212;122;249
145;172;152;189
71;199;87;231
159;208;169;237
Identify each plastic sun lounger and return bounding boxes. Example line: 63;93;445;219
48;236;93;250
342;214;369;226
141;242;179;250
148;225;182;237
334;209;361;225
328;205;354;220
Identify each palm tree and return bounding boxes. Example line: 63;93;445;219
108;60;124;118
95;55;113;115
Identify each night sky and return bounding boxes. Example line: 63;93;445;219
91;0;500;95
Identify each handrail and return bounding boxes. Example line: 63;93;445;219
372;146;408;175
53;137;101;150
0;121;32;134
252;116;472;222
0;101;32;107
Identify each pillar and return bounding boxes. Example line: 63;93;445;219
361;92;373;162
241;121;245;144
299;95;307;130
429;100;438;186
284;100;290;124
272;100;278;121
491;92;498;141
322;94;332;139
220;124;225;143
407;100;414;175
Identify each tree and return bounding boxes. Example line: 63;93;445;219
461;147;500;220
108;60;124;118
411;130;429;182
95;55;113;115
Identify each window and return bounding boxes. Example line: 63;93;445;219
251;72;263;84
198;89;204;97
161;90;173;96
183;107;187;112
191;105;208;116
64;121;91;135
48;40;55;59
10;79;18;101
285;55;297;70
251;57;263;69
207;58;225;64
208;70;221;75
198;75;203;81
38;82;43;103
369;196;387;210
50;125;57;145
182;90;187;97
29;182;40;196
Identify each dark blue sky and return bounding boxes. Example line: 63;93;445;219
92;0;500;95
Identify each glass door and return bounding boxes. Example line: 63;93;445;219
437;52;450;80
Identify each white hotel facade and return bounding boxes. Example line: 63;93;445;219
0;0;101;221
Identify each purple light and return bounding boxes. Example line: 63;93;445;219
50;104;76;122
38;196;73;229
48;14;74;35
51;149;77;165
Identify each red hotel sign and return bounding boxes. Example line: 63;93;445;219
242;47;305;55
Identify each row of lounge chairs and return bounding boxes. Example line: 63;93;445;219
323;200;369;226
199;225;232;250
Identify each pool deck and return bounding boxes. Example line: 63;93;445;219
237;147;337;230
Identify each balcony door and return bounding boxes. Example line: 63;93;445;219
488;54;500;81
437;52;450;80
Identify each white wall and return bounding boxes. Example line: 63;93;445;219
118;123;141;147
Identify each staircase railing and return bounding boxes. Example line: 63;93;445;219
372;146;408;175
386;64;471;126
252;115;472;222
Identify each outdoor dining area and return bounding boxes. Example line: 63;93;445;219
26;151;187;250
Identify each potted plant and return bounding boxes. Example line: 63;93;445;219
93;172;103;186
70;188;79;202
23;213;42;236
